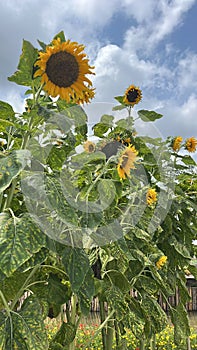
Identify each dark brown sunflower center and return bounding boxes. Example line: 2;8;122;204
127;89;138;102
46;51;79;87
88;144;95;152
121;154;129;168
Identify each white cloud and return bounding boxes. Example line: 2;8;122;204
124;0;196;52
0;0;197;143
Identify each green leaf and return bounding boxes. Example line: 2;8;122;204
169;237;191;259
0;213;46;276
138;110;163;122
53;31;66;43
8;40;38;86
112;104;126;111
104;270;130;292
97;179;116;208
47;274;71;306
100;114;114;126
50;321;76;347
114;96;125;104
62;247;95;314
93;122;110;137
58;104;87;127
62;247;92;293
0;101;15;120
180;155;196;166
171;304;190;345
0;270;30;310
0;295;48;350
0;119;15;132
0;150;31;193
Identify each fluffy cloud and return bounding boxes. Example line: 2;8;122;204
0;0;196;141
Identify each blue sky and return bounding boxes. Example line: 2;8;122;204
0;0;197;141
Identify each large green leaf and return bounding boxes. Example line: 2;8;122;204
0;101;15;120
0;119;15;133
104;270;130;292
138;110;163;122
0;295;48;350
62;247;92;293
62;247;95;314
49;321;76;348
0;213;46;276
0;150;31;193
8;40;38;86
97;179;116;208
0;270;30;310
171;304;190;345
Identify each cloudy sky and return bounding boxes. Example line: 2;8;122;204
1;0;197;140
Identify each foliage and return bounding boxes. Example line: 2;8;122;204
45;320;197;349
0;31;196;350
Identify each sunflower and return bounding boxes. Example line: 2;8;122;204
123;84;142;106
172;136;183;152
156;255;167;269
34;37;95;103
117;144;138;179
83;140;96;153
146;188;157;206
185;137;197;153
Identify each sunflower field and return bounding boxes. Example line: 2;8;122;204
0;31;196;350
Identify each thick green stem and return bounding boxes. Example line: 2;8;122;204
114;318;120;348
68;293;78;350
150;334;156;350
187;336;191;350
0;290;11;317
99;300;107;350
106;318;114;350
140;336;146;350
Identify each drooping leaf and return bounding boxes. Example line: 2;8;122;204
0;270;30;310
62;247;95;314
138;110;163;122
0;213;46;276
97;179;116;209
0;295;48;350
104;270;130;292
171;304;190;345
62;247;92;293
50;321;76;347
8;40;38;86
0;150;31;193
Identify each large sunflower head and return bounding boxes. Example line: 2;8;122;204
117;144;138;179
34;37;95;103
172;136;183;152
123;84;142;107
185;137;197;153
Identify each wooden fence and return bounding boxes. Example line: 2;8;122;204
90;280;197;312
